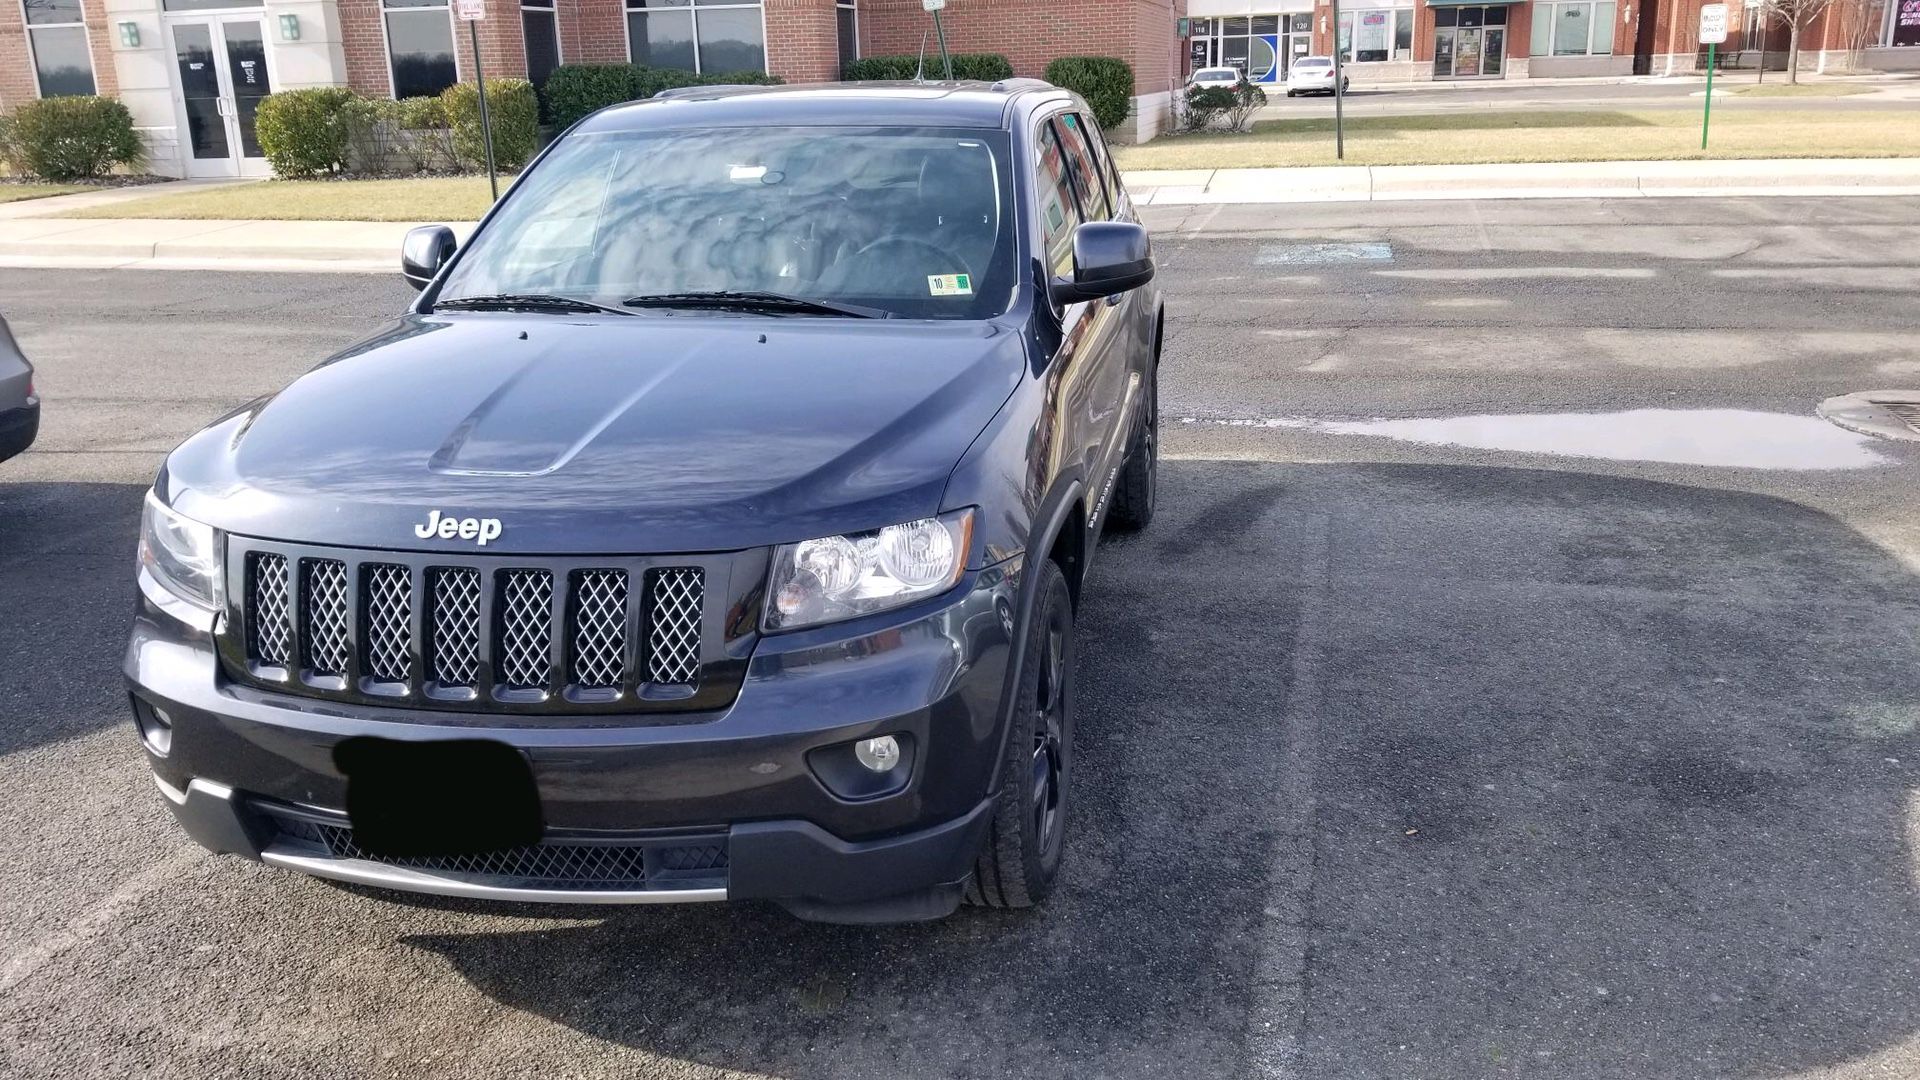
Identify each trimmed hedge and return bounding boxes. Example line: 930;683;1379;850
441;78;540;170
1044;56;1133;133
256;87;356;178
543;63;782;131
0;115;22;177
842;53;1013;82
7;96;144;181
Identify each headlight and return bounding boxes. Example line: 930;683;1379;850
764;509;974;631
139;490;221;612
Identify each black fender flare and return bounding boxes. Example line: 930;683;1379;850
981;474;1087;798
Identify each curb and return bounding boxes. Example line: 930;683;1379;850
1124;158;1920;205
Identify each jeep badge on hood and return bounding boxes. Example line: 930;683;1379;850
414;509;503;546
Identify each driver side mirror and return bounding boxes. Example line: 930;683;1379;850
401;225;457;291
1051;221;1154;306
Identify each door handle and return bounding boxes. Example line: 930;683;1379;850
216;97;233;118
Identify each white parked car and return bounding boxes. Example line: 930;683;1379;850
1285;57;1349;97
1188;66;1245;90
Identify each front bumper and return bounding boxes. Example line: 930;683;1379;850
0;398;38;462
128;558;1023;921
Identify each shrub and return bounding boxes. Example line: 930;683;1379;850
441;78;540;170
255;87;356;178
341;96;400;176
0;114;22;177
1043;57;1133;132
1224;82;1267;132
8;96;145;181
542;63;781;130
1182;84;1237;132
544;63;651;130
394;96;455;173
842;53;1014;81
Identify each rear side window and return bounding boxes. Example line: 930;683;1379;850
1034;118;1085;279
1054;113;1111;222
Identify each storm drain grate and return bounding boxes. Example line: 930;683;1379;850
1817;391;1920;443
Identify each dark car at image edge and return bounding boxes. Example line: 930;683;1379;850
125;79;1162;923
0;316;40;464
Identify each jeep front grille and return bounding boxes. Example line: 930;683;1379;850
228;540;734;715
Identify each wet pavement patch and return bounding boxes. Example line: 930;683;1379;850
1180;408;1893;470
1256;242;1393;266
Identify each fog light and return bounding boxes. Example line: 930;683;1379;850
854;735;901;773
134;700;173;756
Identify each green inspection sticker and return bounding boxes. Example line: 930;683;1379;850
928;273;973;297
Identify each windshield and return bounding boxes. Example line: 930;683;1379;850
437;125;1015;321
1296;59;1332;68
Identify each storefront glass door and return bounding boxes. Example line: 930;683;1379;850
1431;5;1508;77
168;16;273;178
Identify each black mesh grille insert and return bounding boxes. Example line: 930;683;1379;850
266;812;727;891
428;567;481;687
569;570;628;689
498;569;554;690
246;551;292;668
647;568;703;687
363;564;412;683
300;559;349;676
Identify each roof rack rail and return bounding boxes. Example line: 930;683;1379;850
651;83;777;100
988;78;1054;94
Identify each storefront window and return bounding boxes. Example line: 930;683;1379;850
522;0;560;93
836;1;857;68
384;0;457;100
1338;7;1416;62
21;0;97;97
1531;0;1616;55
626;0;764;73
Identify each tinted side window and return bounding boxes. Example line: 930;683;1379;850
1055;113;1111;222
1035;118;1085;279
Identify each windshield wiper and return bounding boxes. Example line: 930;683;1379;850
433;293;632;316
622;290;889;319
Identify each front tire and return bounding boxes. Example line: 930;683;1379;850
965;559;1075;910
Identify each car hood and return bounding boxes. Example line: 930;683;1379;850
161;313;1024;554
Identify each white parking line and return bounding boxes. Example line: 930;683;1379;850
0;847;201;996
1375;267;1658;280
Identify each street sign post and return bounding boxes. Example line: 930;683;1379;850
456;0;498;201
1699;3;1728;149
921;0;953;77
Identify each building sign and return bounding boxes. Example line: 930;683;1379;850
1897;0;1920;46
456;0;485;21
1698;3;1729;44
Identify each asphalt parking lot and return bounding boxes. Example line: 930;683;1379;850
3;196;1919;1079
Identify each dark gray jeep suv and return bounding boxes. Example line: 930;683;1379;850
127;80;1162;922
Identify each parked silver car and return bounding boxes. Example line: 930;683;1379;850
0;316;39;463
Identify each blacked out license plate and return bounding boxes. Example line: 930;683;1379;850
334;736;543;858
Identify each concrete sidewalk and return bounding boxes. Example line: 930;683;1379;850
0;216;476;273
1127;157;1920;204
2;157;1916;271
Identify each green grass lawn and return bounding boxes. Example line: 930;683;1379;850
1114;109;1920;170
59;176;501;221
0;183;86;204
1726;83;1872;97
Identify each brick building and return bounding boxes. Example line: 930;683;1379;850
1;0;1186;179
1188;0;1917;83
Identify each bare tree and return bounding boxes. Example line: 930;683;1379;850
1764;0;1842;82
1834;0;1888;69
